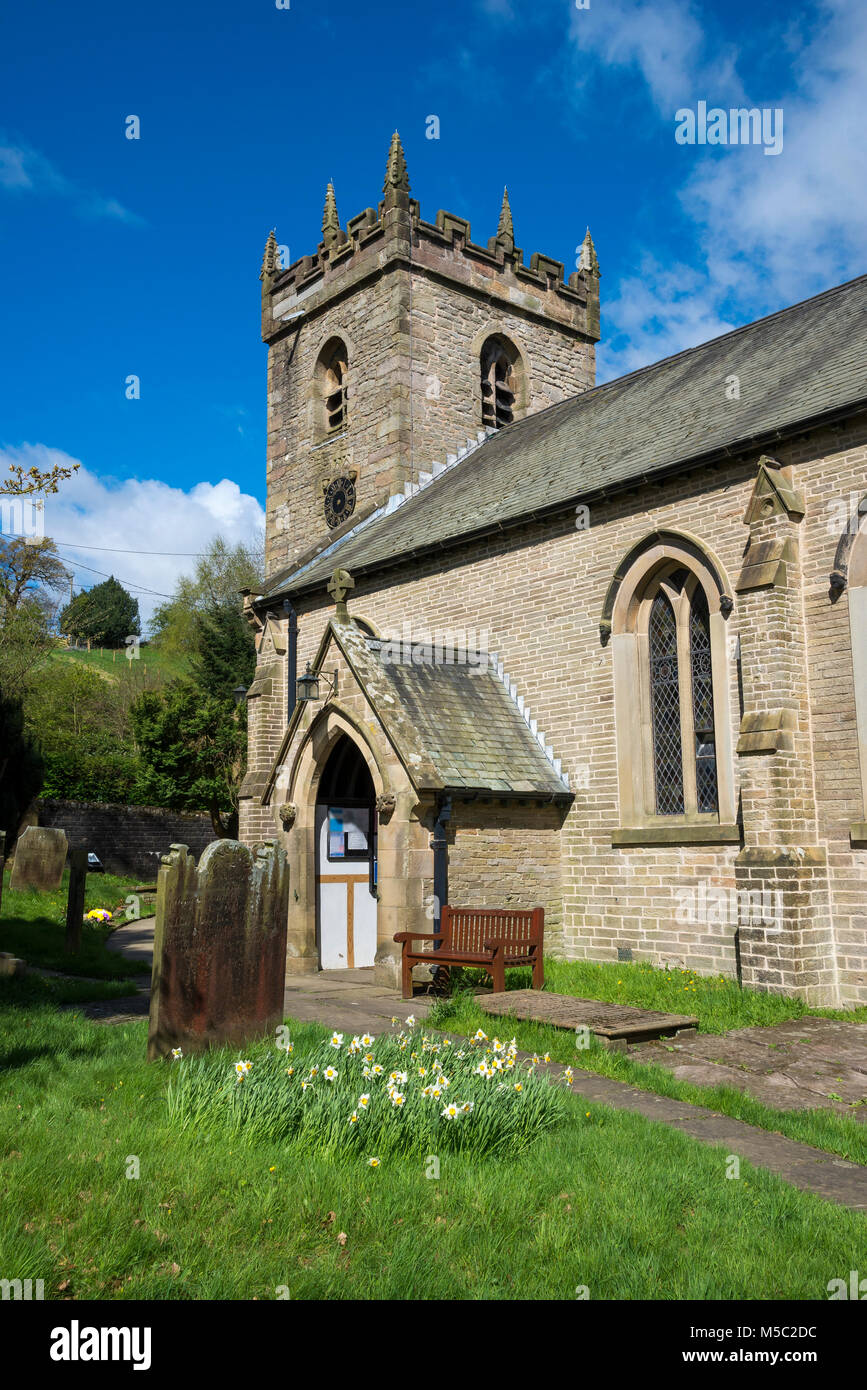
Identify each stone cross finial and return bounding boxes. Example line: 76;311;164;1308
383;131;410;194
259;228;279;282
579;227;599;276
328;567;355;619
322;182;341;250
496;186;515;254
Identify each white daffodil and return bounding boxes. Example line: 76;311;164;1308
171;1048;183;1059
405;1015;416;1028
330;1032;344;1049
391;1092;406;1107
324;1066;338;1082
368;1157;381;1167
358;1094;371;1108
361;1033;375;1048
441;1102;460;1119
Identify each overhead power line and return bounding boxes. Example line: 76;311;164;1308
55;552;175;599
48;540;204;556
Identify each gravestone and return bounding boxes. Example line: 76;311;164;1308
9;826;68;892
147;840;290;1061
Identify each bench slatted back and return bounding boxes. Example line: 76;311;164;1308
442;905;543;955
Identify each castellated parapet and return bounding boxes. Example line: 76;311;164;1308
260;133;600;576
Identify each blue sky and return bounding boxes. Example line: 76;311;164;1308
1;0;865;621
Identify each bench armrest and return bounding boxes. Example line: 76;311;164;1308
393;931;444;945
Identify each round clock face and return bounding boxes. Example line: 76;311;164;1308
324;475;356;529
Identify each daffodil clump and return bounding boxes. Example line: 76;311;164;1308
166;1020;569;1162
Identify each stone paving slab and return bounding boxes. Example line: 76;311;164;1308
629;1015;867;1120
480;989;698;1043
281;968;437;1033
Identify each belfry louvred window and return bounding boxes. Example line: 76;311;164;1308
480;337;517;429
316;338;349;437
324;345;347;432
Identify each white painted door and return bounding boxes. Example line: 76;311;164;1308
316;804;377;969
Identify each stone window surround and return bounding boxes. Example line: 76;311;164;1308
313;333;351;442
470;323;530;430
608;534;738;846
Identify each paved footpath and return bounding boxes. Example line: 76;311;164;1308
78;921;867;1212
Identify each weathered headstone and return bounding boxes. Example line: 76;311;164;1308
9;826;68;893
147;840;290;1061
65;848;88;954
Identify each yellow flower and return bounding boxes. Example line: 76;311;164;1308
368;1157;381;1167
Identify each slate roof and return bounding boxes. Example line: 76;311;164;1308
264;274;867;600
262;619;571;803
364;639;569;797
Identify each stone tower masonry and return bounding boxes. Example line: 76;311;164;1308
259;132;601;577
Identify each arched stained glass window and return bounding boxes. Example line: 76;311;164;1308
649;592;685;814
689;587;719;813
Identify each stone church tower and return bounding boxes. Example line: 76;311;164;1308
259;133;601;575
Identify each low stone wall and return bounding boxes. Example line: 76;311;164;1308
37;799;217;879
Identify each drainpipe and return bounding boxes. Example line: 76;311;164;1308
431;794;452;941
283;598;298;723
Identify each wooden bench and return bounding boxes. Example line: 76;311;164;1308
394;905;545;1000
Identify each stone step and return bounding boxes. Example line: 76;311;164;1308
479;989;698;1048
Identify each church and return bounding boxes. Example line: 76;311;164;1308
239;132;867;1008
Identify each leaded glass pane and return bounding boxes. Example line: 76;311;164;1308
649;593;685;814
689;588;719;813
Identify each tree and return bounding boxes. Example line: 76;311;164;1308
3;457;79;495
60;576;140;648
0;688;43;846
191;601;257;700
131;681;245;836
0;537;69;616
149;535;263;656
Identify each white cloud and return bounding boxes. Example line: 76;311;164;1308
573;0;867;378
1;444;265;628
599;258;739;379
567;0;743;114
0;137;142;224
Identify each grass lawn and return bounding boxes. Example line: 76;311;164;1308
427;961;867;1166
49;644;189;684
0;868;148;980
0;995;864;1300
